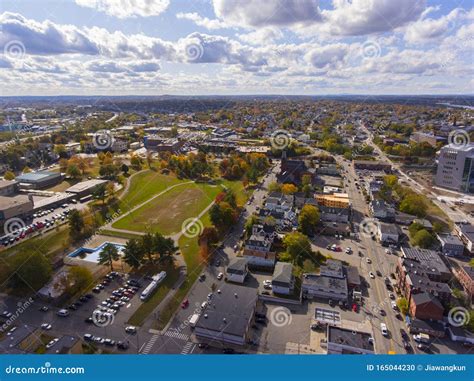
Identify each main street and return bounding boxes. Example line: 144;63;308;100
336;156;405;354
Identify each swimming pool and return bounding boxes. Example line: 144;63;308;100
67;242;125;263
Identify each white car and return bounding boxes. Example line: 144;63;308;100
41;323;52;330
380;323;388;337
217;272;224;280
125;326;137;334
369;272;375;279
46;338;59;349
263;280;272;286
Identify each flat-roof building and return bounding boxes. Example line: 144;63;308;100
327;326;374;354
16;171;63;190
194;284;258;346
0;194;33;224
66;179;108;198
0;179;19;196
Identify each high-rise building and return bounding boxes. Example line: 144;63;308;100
435;143;474;193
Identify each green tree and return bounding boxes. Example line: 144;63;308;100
123;238;143;269
268;182;281;193
412;229;435;249
68;209;85;242
121;163;129;175
282;231;313;264
65;266;93;295
9;252;52;291
470;258;474;267
98;243;119;271
399;194;427;217
66;163;81;179
153;233;177;259
93;183;107;204
298;205;320;236
397;297;409;315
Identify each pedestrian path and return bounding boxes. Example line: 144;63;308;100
181;342;195;355
164;329;189;341
141;334;160;354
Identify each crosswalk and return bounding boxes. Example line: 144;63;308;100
141;334;159;354
181;342;195;355
164;329;189;341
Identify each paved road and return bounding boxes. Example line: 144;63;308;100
337;156;405;354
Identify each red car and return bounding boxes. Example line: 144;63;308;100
335;247;342;252
181;299;189;309
352;304;358;313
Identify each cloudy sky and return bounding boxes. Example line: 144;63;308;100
0;0;473;96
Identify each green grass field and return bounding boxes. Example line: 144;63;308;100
119;170;185;212
127;261;180;326
113;182;222;235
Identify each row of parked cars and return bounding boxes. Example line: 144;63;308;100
83;334;130;350
89;275;141;323
1;209;71;246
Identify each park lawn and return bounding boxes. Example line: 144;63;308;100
0;227;70;261
221;179;250;207
113;182;221;235
98;229;143;241
127;261;180;327
153;214;211;330
119;170;185;212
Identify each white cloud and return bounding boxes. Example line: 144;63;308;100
305;43;349;69
321;0;426;36
0;12;174;59
238;27;283;45
213;0;321;28
404;8;465;44
176;12;228;30
75;0;170;19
